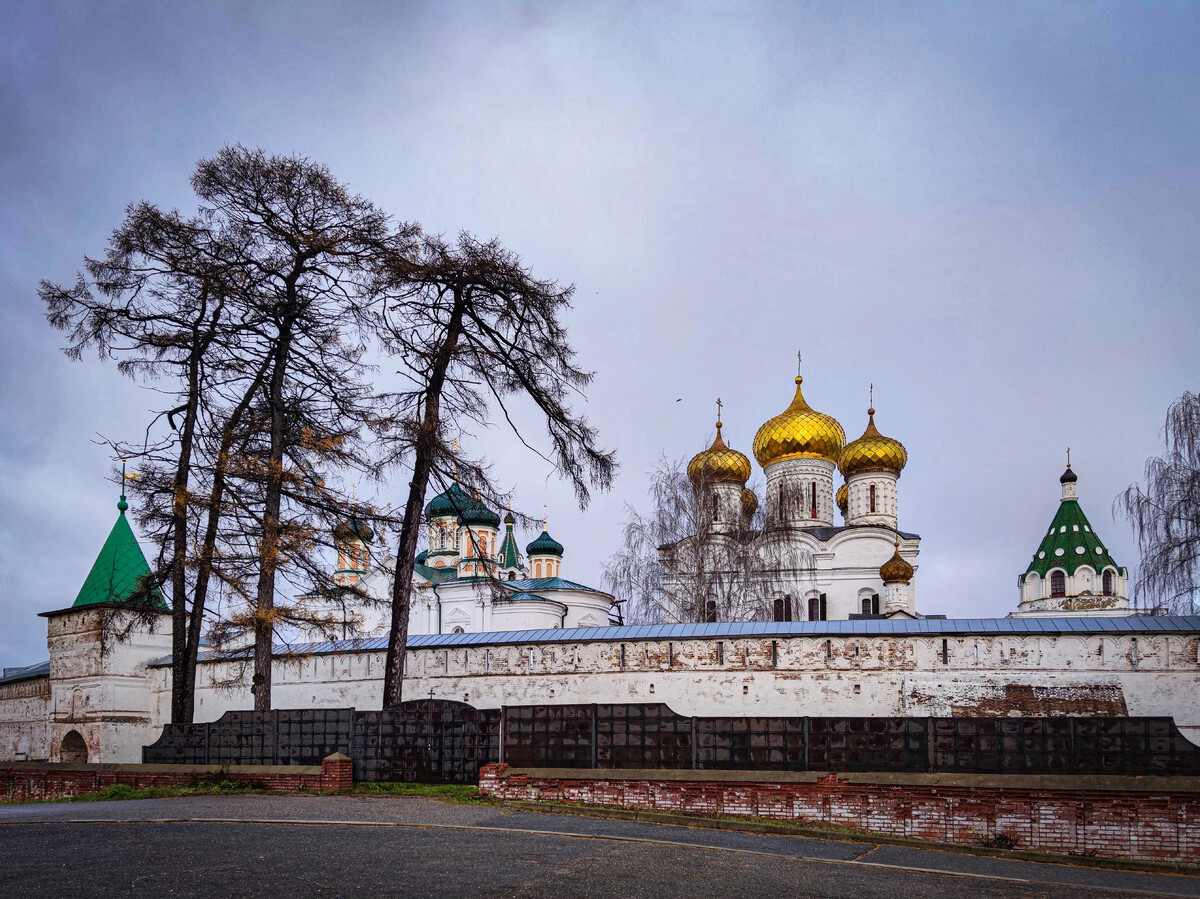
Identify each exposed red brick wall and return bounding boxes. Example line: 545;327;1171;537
479;765;1200;863
1;754;354;802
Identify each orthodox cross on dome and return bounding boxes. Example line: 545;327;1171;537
118;458;129;512
716;396;723;429
796;350;802;377
1066;447;1071;467
869;382;874;412
542;502;548;531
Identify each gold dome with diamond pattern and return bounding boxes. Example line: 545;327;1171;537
687;423;752;486
838;407;907;477
741;487;759;518
836;483;848;516
880;541;915;584
752;376;846;467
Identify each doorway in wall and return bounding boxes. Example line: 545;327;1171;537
60;730;88;764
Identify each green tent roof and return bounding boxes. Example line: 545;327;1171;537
73;497;167;610
498;515;522;570
1026;497;1124;578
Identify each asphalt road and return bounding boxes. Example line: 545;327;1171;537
1;794;1197;898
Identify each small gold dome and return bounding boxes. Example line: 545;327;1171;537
880;542;915;584
839;408;907;477
752;376;845;467
741;487;758;518
687;423;752;486
836;483;848;516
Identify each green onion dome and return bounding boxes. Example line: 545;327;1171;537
458;496;501;528
526;529;564;557
334;516;374;543
425;483;474;518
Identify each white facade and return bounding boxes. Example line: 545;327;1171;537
663;370;918;623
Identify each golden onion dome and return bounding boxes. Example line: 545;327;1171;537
835;483;848;517
839;407;907;477
741;487;759;518
752;376;845;467
880;541;915;584
687;423;752;486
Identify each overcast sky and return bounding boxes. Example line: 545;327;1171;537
2;2;1198;667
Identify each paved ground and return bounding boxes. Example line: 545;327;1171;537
1;794;1198;898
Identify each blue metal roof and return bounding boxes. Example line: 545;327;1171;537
149;615;1200;666
0;660;50;685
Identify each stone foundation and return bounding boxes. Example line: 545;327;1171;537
1;753;353;802
479;764;1200;863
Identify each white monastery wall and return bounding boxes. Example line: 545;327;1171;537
147;631;1200;749
0;677;50;760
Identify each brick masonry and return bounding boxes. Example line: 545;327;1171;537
1;754;354;802
478;765;1200;863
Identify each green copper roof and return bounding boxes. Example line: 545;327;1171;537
499;517;521;570
1026;497;1123;578
73;497;167;609
425;483;474;518
526;529;564;557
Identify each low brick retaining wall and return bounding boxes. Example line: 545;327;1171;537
1;753;353;802
479;765;1200;863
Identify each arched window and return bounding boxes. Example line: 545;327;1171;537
869;484;876;513
773;598;785;622
712;491;719;522
61;730;88;765
1050;570;1066;597
811;481;818;518
704;600;718;623
861;597;872;615
1102;570;1114;594
451;626;465;635
808;596;820;621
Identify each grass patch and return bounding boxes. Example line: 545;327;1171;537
5;779;264;805
353;781;493;804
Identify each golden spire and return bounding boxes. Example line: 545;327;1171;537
451;437;460;481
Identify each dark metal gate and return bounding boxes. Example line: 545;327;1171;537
352;700;500;783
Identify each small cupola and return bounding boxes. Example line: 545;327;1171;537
527;517;564;580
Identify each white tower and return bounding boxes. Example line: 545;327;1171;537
687;399;753;536
839;395;907;530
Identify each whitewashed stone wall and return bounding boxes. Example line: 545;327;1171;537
0;677;50;760
146;630;1200;747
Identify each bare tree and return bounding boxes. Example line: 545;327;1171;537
373;232;617;707
40;201;263;722
189;146;414;711
1117;390;1200;614
603;454;795;624
42;146;413;717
